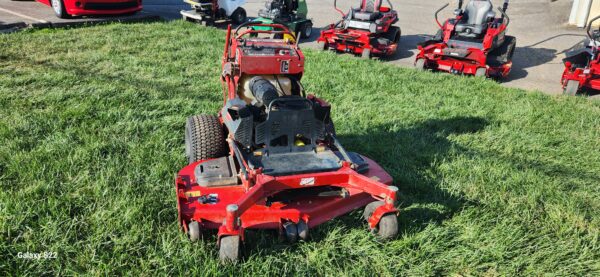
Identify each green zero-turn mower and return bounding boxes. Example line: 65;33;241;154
252;0;313;39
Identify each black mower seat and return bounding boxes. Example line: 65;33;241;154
455;0;495;38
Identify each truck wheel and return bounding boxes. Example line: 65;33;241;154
51;0;71;19
219;236;242;263
231;8;247;24
564;80;580;96
185;114;227;164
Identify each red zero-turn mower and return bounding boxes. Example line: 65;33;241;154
415;0;516;78
317;0;400;59
561;15;600;95
175;22;400;262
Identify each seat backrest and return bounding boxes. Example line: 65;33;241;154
464;0;492;25
255;97;320;154
361;0;381;13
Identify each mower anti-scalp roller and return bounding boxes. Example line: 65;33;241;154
175;22;400;262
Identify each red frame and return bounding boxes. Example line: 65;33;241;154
415;13;512;78
37;0;142;16
317;4;399;57
176;23;399;243
561;48;600;92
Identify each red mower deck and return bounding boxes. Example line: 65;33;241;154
561;15;600;95
317;0;400;59
175;22;400;262
415;0;516;79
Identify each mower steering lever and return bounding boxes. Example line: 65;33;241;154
435;3;450;29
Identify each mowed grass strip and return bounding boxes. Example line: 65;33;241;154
0;21;599;275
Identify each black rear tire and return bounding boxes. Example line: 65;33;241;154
185;114;227;164
488;36;516;66
300;22;313;39
385;26;401;44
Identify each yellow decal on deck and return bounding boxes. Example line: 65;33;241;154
185;191;202;198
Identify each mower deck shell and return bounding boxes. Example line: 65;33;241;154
416;10;514;78
318;27;397;56
175;155;393;232
317;5;399;57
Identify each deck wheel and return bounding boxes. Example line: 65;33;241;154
564;80;580;96
297;220;309;241
377;214;398;240
415;59;426;71
188;221;200;242
219;235;242;263
475;68;487;78
283;222;298;243
361;48;371;59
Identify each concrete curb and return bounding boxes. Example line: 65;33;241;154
1;14;161;34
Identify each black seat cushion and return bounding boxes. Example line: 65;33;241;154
353;10;381;21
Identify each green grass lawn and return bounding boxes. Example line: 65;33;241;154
1;21;599;275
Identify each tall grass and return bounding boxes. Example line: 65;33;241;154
1;21;599;275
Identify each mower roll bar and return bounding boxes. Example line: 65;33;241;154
586;15;600;41
497;7;509;27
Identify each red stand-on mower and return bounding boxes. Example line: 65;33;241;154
175;22;400;262
561;15;600;96
415;0;516;78
317;0;401;59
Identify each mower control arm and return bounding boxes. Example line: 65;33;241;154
333;0;346;18
227;138;249;177
497;6;509;28
435;3;450;29
331;136;354;167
